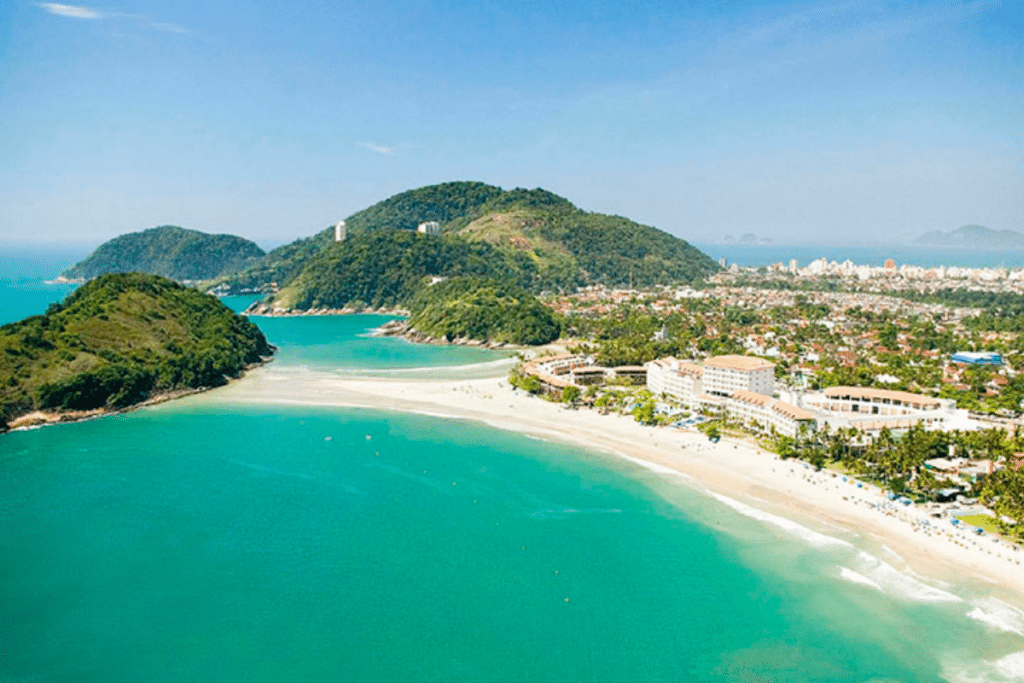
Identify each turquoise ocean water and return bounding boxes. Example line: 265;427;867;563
3;250;1024;682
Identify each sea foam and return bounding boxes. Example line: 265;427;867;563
707;491;853;549
943;650;1024;683
966;598;1024;636
839;566;883;590
617;453;694;480
853;551;963;603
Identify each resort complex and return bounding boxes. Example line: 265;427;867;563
525;353;969;439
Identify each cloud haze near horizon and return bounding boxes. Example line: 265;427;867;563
1;0;1021;247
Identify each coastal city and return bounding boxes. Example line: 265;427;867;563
715;255;1024;294
499;255;1024;561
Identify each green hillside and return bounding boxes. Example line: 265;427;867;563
406;277;562;345
346;181;504;234
449;188;716;288
222;182;718;301
63;225;266;281
0;273;273;430
214;181;504;292
268;230;536;310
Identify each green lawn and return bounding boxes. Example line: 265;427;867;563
957;513;1000;535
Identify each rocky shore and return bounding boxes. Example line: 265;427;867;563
244;302;409;317
2;355;275;434
371;319;514;349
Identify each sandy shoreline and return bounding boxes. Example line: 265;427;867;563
206;364;1024;609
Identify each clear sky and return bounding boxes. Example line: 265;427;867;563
1;0;1021;248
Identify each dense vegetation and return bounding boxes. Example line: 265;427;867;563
211;182;507;291
451;188;718;289
893;289;1024;332
772;424;1024;539
406;277;562;345
216;181;719;299
270;231;536;310
63;226;266;282
345;181;504;234
0;273;273;430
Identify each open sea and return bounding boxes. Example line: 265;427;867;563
3;247;1024;682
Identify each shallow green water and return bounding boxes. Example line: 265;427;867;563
245;312;512;375
3;403;1007;683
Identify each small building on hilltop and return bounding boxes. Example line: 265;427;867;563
417;221;441;236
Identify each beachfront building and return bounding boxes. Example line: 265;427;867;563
702;355;775;397
523;354;592;393
725;390;816;438
417;221;441;236
523;356;650;392
571;366;609;386
799;386;961;436
644;354;965;439
644;354;813;436
614;366;647;384
646;357;703;409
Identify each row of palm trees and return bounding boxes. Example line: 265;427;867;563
775;422;1024;539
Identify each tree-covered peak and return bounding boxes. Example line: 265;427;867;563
344;181;504;235
482;188;575;214
62;225;266;282
1;273;273;430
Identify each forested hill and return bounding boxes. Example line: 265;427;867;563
62;225;266;281
448;187;717;288
405;277;562;345
213;181;506;291
218;182;718;300
0;273;274;432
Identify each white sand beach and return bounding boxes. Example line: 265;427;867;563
209;365;1024;606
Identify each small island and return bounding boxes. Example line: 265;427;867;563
0;273;274;432
60;225;266;282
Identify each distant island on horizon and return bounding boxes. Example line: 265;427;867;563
914;224;1024;250
704;225;1024;250
60;225;266;283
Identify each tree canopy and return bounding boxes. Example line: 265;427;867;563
406;276;562;345
63;226;266;281
0;273;273;428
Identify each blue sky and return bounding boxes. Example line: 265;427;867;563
1;0;1021;247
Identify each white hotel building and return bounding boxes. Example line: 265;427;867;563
646;358;704;410
646;354;815;437
646;354;964;439
702;355;775;397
